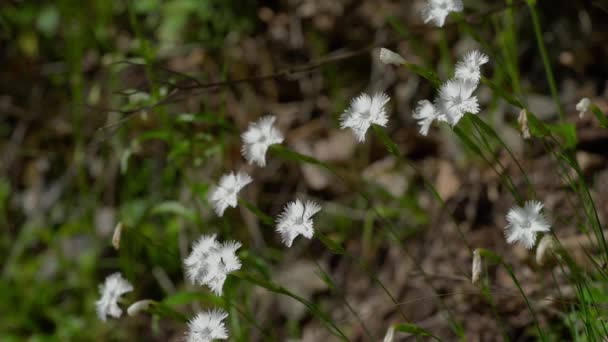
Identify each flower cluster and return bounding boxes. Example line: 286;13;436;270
412;50;488;135
184;234;242;295
94;2;566;339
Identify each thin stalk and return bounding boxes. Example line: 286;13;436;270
527;0;565;120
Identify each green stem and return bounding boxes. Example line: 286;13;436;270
527;0;565;121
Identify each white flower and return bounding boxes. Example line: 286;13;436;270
276;199;321;247
95;272;133;321
437;79;480;126
576;98;591;118
412;100;447;136
340;92;390;142
379;48;405;65
209;171;252;216
455;50;489;83
186;309;229;342
184;234;220;285
204;241;242;295
184;235;242;296
241;115;284;167
422;0;463;27
505;200;551;249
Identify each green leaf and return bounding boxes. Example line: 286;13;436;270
315;231;345;255
453;126;483;155
235;273;349;341
238;198;274;226
393;323;441;341
403;62;441;86
546;123;577;149
163;291;223;307
526;111;551;138
591;104;608;128
270;145;335;173
372;125;400;157
477;248;504;265
150;201;197;223
481;77;524;108
148;302;189;322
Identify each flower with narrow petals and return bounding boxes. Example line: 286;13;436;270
241;115;284;167
203;241;242;295
412;100;447;136
186;309;229;342
455;50;489;83
276;199;321;247
505;200;551;249
379;48;405;66
184;234;220;285
576;98;591;118
95;272;133;321
340;92;390;142
437;78;479;126
184;235;242;296
422;0;463;27
209;171;252;216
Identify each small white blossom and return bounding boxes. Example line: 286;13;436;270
505;200;551;249
276;199;321;247
455;50;489;83
412;100;447;136
209;171;252;216
186;309;229;342
95;272;133;321
379;48;405;65
340;92;390;142
184;235;242;296
184;234;220;285
422;0;463;27
241;115;284;167
437;79;480;126
576;98;591;118
203;241;242;295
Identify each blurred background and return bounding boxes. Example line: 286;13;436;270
1;0;608;340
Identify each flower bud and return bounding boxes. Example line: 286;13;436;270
112;222;122;250
472;249;482;284
576;98;591;118
383;325;395;342
536;235;558;266
379;48;405;66
518;109;531;139
127;299;156;316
